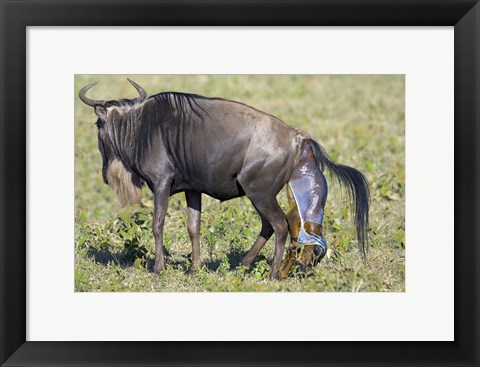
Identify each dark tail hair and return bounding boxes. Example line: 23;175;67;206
307;139;370;257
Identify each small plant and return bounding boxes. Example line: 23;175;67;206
252;259;269;280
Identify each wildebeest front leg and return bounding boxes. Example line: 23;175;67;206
152;180;172;273
185;190;202;268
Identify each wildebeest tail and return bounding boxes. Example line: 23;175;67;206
306;139;370;257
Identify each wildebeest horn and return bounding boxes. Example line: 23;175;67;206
79;81;106;107
127;78;147;101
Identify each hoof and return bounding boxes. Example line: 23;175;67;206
191;260;201;269
186;261;202;274
268;269;280;280
154;263;165;274
240;260;252;269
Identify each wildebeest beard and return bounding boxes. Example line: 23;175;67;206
105;159;143;207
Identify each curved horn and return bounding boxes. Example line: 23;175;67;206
127;78;147;101
79;81;106;107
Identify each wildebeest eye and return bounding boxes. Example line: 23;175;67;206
95;119;105;128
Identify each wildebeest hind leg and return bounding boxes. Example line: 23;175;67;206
278;187;301;279
240;211;273;268
185;190;202;269
245;195;288;280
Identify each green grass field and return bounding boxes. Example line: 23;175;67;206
75;75;405;292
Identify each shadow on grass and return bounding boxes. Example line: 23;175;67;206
86;243;253;274
86;242;169;270
203;247;245;272
203;249;270;272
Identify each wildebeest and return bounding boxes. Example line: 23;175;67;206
79;78;369;279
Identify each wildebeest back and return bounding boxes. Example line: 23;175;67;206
136;93;305;201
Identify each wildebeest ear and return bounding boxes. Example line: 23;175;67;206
94;105;107;118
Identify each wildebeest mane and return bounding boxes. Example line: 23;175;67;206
151;92;211;121
105;92;211;166
105;98;140;109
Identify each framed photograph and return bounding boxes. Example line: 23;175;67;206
1;1;478;366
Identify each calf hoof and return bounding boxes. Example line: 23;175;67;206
294;262;316;278
313;245;326;266
298;245;326;268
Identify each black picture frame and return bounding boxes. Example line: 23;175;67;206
1;1;479;366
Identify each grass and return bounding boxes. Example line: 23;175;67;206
75;75;405;292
